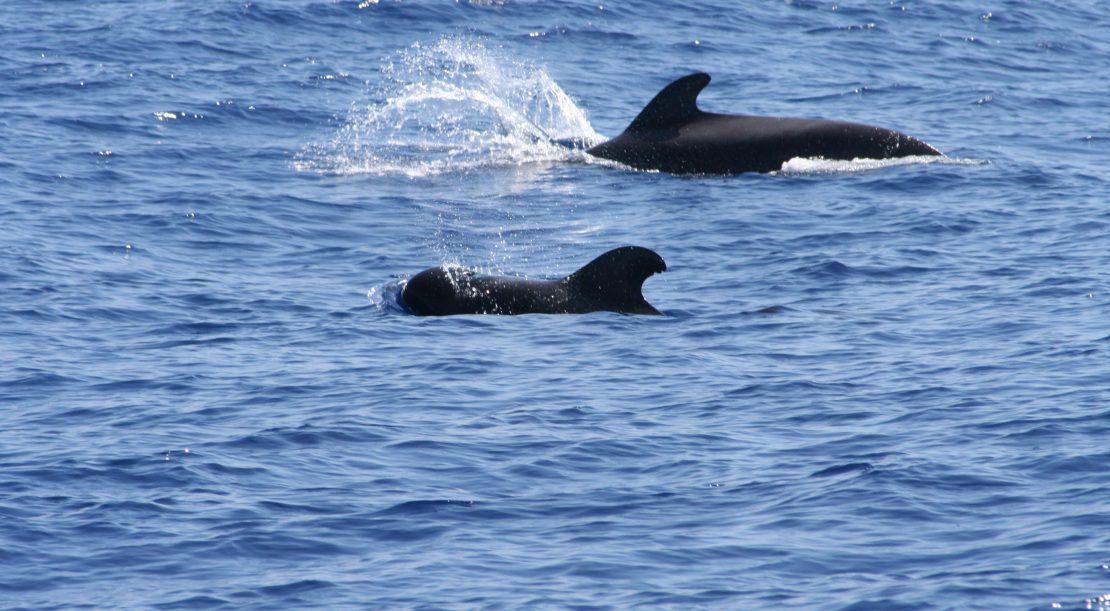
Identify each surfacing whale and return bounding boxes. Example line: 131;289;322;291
402;246;666;316
586;72;942;175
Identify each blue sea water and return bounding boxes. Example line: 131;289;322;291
2;0;1109;608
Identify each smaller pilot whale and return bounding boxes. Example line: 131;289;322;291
587;72;942;175
402;246;666;316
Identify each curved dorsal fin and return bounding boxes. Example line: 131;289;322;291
626;72;711;133
566;246;667;314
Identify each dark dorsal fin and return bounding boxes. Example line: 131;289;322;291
566;246;667;314
626;72;711;133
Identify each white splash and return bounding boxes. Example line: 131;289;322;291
295;37;603;178
778;154;988;175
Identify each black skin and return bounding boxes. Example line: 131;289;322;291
402;246;666;316
587;72;942;175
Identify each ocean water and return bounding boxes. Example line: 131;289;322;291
2;1;1109;609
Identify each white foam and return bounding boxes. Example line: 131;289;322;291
295;37;603;178
777;154;988;175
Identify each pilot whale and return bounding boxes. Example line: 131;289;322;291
586;72;942;175
402;246;666;316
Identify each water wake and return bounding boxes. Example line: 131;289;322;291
296;37;602;177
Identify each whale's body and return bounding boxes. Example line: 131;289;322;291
402;246;666;316
587;72;941;175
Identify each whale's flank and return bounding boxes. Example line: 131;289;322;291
587;72;942;175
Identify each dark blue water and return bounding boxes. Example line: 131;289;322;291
3;1;1109;609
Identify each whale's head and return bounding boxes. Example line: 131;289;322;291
402;265;473;316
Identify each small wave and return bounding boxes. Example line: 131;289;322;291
777;154;988;175
295;37;602;177
792;259;932;279
742;304;795;315
810;462;876;478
